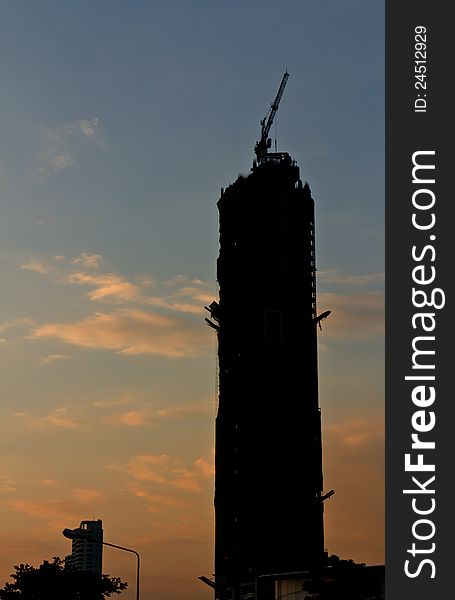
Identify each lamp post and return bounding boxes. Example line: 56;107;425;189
62;528;140;600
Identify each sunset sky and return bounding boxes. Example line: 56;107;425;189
0;2;383;599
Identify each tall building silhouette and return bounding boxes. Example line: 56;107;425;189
65;519;103;574
206;74;327;600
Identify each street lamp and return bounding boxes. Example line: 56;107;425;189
62;528;140;600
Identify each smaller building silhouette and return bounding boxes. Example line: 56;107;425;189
65;519;103;574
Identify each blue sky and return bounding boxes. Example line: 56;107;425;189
0;2;384;599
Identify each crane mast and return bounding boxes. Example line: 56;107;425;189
254;71;289;163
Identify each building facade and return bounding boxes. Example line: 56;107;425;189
210;152;325;600
65;519;103;574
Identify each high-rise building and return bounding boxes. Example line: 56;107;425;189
65;519;103;574
206;75;327;600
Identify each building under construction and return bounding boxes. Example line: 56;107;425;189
204;73;332;600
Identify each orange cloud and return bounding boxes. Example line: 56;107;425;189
31;309;211;357
142;296;205;314
326;416;384;448
39;354;68;366
317;292;384;341
126;454;213;494
134;490;186;512
323;414;384;564
21;260;50;274
91;397;137;409
14;397;213;434
72;488;104;503
127;454;170;484
9;499;89;529
19;255;214;317
0;476;16;494
8;484;104;531
13;405;90;431
13;398;152;432
193;457;214;479
156;401;212;419
30;407;82;430
103;410;151;427
66;273;140;302
70;252;104;269
142;277;214;314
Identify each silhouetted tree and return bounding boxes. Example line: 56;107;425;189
0;557;127;600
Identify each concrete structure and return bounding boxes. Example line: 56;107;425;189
65;519;103;574
208;149;325;600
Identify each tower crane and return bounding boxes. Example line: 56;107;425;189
254;71;289;163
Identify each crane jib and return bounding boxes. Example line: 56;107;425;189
255;71;290;161
263;71;289;139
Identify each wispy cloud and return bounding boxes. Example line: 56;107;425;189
12;398;210;432
40;479;59;487
70;252;104;269
39;354;68;366
21;252;103;276
103;410;151;427
33;117;103;180
317;292;383;341
142;296;204;314
326;416;384;448
28;407;82;430
0;475;16;494
66;272;141;302
9;499;82;523
18;256;380;348
125;454;213;494
0;318;34;341
48;153;74;170
21;260;51;274
20;254;213;313
18;256;215;359
157;402;211;418
141;277;214;314
136;275;154;287
160;275;214;307
72;488;104;503
77;118;99;139
318;270;384;288
323;412;384;562
31;309;211;357
91;397;137;409
9;485;104;529
20;254;214;315
133;490;186;512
